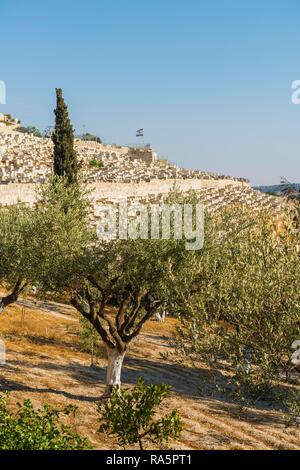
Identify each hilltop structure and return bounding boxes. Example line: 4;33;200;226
0;113;20;127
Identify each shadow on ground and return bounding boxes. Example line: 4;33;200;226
0;349;290;427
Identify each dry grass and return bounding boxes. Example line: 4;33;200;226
0;300;299;450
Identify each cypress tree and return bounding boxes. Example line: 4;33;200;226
52;88;78;184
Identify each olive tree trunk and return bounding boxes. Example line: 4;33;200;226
0;279;27;314
102;346;126;398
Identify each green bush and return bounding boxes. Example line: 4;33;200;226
284;390;300;428
98;378;183;450
16;126;42;137
0;394;92;450
78;317;103;366
89;159;104;168
82;133;102;144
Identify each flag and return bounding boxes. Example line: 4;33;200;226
136;128;144;137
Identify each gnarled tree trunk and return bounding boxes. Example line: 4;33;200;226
0;279;27;314
71;282;163;399
0;295;17;314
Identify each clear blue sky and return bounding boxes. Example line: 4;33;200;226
1;0;300;185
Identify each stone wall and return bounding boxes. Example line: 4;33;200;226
0;178;246;206
0;179;285;219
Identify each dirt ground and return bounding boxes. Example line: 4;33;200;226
0;299;299;450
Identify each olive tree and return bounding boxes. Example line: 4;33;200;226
0;178;91;315
176;208;300;399
0;205;33;313
73;238;200;397
34;186;203;397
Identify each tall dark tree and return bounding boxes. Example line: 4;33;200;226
52;89;78;184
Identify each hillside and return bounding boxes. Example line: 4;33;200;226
0;127;285;214
0;297;299;450
0;126;245;184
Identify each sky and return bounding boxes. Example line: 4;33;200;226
1;0;300;185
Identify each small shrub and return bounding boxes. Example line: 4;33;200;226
89;159;104;168
284;390;300;428
97;378;183;450
78;317;103;366
0;394;92;450
82;133;102;144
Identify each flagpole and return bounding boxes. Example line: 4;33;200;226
136;128;144;147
